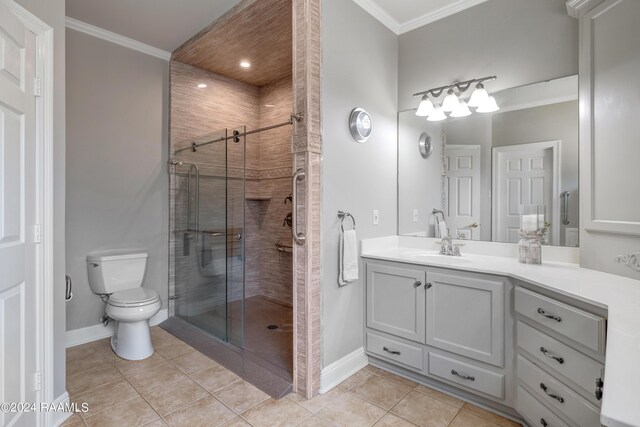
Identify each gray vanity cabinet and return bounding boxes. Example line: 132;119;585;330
425;271;505;367
366;263;426;343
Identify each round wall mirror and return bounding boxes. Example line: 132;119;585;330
349;108;372;143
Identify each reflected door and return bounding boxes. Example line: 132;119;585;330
444;145;481;240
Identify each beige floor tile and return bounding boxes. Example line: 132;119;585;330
171;351;218;375
143;419;168;427
60;412;84;426
67;342;99;361
450;410;504;427
336;369;372;391
350;375;412;410
72;379;140;417
89;338;120;362
461;404;522;427
374;413;418;427
221;417;251;427
67;363;123;395
163;395;236;427
155;341;196;361
66;349;111;377
241;398;312;427
144;377;208;416
189;364;241;393
114;352;167;377
315;392;386;427
369;368;418;388
127;363;187;395
150;327;184;348
214;380;269;414
390;390;459;427
297;415;335;427
413;385;464;408
287;387;343;413
84;397;160;427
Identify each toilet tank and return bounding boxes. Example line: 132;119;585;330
86;250;148;295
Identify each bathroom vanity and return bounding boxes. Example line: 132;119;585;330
361;236;640;427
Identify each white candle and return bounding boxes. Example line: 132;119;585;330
522;214;538;232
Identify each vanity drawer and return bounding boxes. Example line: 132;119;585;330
515;287;606;354
517;322;604;395
367;332;423;370
427;352;504;399
516;385;570;427
518;355;601;426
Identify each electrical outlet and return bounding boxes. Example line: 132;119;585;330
413;209;419;222
372;210;379;225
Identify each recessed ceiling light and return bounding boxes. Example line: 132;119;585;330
240;61;251;68
265;104;275;108
197;83;207;88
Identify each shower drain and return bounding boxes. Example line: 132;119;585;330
267;325;279;330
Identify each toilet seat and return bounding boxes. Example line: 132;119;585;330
108;288;160;308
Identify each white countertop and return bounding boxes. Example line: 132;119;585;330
361;236;640;427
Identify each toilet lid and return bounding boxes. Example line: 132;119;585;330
109;288;160;308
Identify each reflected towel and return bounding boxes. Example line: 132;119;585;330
339;229;359;286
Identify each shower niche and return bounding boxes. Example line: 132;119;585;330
166;0;295;386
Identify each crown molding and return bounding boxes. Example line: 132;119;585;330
351;0;401;34
399;0;489;34
566;0;605;18
65;17;171;61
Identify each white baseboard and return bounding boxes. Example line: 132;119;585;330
48;392;70;427
66;309;168;348
319;347;368;394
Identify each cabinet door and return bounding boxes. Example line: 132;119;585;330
366;262;426;343
426;271;504;366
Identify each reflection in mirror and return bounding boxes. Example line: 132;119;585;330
398;75;579;247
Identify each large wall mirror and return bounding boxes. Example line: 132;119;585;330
398;75;579;247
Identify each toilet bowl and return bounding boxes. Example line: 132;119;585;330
87;251;161;360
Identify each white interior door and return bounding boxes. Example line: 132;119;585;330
0;3;39;426
492;141;560;245
444;145;481;240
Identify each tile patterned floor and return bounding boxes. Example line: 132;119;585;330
63;327;522;427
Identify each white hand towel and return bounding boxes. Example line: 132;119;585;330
438;220;448;238
339;229;359;286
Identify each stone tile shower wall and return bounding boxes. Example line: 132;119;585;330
169;61;293;319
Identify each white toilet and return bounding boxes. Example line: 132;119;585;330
87;250;161;360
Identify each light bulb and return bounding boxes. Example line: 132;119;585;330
427;105;447;121
468;83;489;108
415;95;434;116
450;100;472;118
476;95;499;113
442;89;460;112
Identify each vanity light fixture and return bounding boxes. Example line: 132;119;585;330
413;75;498;120
415;95;434;116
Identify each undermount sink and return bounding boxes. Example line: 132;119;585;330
399;250;472;263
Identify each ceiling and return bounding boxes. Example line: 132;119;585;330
66;0;242;52
352;0;489;34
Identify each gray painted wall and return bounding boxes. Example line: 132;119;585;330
321;0;398;367
398;0;578;110
65;30;169;331
15;0;67;400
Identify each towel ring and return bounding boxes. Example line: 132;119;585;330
337;211;356;232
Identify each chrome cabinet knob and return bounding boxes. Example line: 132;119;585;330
413;280;422;288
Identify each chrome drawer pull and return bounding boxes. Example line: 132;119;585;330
383;346;401;355
537;308;562;322
413;280;422;288
539;347;564;364
540;418;548;427
540;383;565;403
450;369;475;381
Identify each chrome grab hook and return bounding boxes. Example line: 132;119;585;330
291;168;306;245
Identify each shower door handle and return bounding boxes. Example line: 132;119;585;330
292;168;306;245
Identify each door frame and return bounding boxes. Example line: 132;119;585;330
2;1;55;424
444;144;482;240
491;140;561;245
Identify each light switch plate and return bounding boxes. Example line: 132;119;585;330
413;209;419;222
373;210;379;225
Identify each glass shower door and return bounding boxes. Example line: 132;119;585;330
172;128;245;347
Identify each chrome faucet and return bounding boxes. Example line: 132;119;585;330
439;235;463;256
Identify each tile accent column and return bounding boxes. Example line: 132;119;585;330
292;0;322;399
